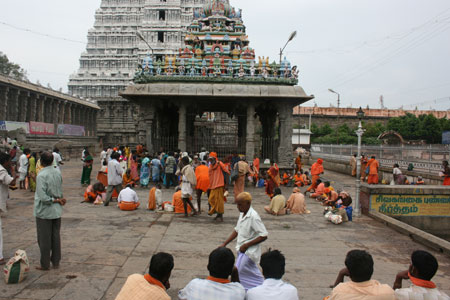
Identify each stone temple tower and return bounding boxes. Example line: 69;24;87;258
68;0;207;145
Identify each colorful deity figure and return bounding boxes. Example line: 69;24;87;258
167;66;174;76
189;65;196;76
250;61;256;78
261;67;268;79
201;66;207;76
233;38;242;51
283;65;290;78
193;37;203;50
238;63;245;78
214;65;221;77
291;65;299;79
227;60;233;76
178;61;186;75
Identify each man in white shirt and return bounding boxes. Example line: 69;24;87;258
393;250;449;300
104;152;124;206
100;148;107;166
18;148;30;189
0;152;16;265
221;192;268;290
117;184;140;211
247;249;298;300
52;148;64;171
178;247;245;300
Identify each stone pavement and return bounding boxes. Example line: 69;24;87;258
0;161;449;300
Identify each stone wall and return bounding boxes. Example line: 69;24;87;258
293;114;389;130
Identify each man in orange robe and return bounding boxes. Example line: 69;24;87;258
195;162;210;213
293;171;304;187
307;159;324;192
295;154;302;172
265;160;279;199
208;152;229;222
367;156;380;184
310;179;325;198
172;188;192;214
253;155;260;176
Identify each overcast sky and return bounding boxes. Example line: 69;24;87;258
1;0;450;110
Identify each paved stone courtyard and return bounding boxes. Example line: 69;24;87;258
1;160;449;300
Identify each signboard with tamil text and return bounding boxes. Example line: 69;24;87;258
29;122;55;136
4;121;30;134
370;194;450;217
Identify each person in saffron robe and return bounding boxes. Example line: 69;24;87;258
265;160;279;199
195;161;210;214
367;156;379;184
118;184;140;211
172;187;192;214
360;155;368;181
28;152;37;192
221;192;268;290
350;154;357;177
148;183;162;210
294;154;302;173
81;151;94;185
234;157;251;201
293;171;304;187
83;182;106;204
253;155;260;182
122;169;136;187
140;157;151;187
208;152;229;222
393;250;449;299
310;179;324;198
441;161;450;186
306;159;324;193
322;188;339;205
286;188;308;214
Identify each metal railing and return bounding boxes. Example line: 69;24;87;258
311;144;450;174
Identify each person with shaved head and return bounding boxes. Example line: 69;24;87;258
221;192;268;290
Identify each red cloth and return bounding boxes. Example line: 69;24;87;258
195;165;210;192
408;272;436;289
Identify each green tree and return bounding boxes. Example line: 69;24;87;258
0;52;28;80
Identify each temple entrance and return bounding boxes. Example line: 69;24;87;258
187;112;246;158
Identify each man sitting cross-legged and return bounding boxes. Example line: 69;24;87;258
117;184;140;211
247;249;299;300
115;252;174;300
178;247;246;300
327;249;395;300
393;250;449;299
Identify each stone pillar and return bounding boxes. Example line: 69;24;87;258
53;101;60;125
0;86;8;121
28;93;37;122
178;103;187;151
277;103;294;167
36;95;44;122
59;102;65;124
9;89;19;121
19;91;29;122
65;103;72;124
246;103;256;160
92;110;98;137
144;105;155;154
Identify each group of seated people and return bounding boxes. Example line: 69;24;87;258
263;187;310;216
281;170;311;187
114;248;449;300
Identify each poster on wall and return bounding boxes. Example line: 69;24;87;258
29;122;55;136
57;124;85;136
4;121;30;134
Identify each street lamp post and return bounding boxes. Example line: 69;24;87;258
328;88;340;109
355;107;365;217
279;31;297;65
136;31;154;56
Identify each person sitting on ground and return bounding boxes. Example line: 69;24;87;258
327;249;395;300
264;188;286;216
115;252;174;300
83;182;106;204
282;172;291;186
122;169;136;188
286;188;309;214
247;249;299;300
310;179;324;198
393;250;449;299
303;171;310;185
172;186;192;214
178;247;245;300
321;188;339;205
293;171;305;187
148;183;163;210
117;184;140;211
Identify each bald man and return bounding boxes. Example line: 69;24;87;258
221;192;268;290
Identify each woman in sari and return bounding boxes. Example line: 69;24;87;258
265;160;279;199
28;152;37;192
140;157;151;187
129;151;140;183
81;151;94;185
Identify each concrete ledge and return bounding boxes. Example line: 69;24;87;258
369;210;450;256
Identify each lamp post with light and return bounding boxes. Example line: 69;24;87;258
355;107;365;217
328;88;340;109
279;31;297;65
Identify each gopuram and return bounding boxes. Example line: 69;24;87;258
121;0;313;166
